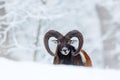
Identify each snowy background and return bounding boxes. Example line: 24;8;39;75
0;0;120;71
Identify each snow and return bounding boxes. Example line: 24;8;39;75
0;0;120;69
0;58;120;80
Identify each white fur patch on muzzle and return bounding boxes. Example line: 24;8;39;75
61;47;70;55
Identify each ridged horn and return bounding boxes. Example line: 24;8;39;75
65;30;83;56
44;30;63;56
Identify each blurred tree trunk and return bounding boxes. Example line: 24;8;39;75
33;0;48;61
33;20;42;61
96;5;118;68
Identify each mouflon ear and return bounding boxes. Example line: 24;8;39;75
51;40;60;44
68;40;77;44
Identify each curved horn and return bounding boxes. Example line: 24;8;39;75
44;30;63;56
65;30;83;56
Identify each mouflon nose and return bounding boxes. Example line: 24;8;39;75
62;47;68;52
63;49;67;52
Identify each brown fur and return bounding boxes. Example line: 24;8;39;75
80;49;92;66
53;47;92;67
